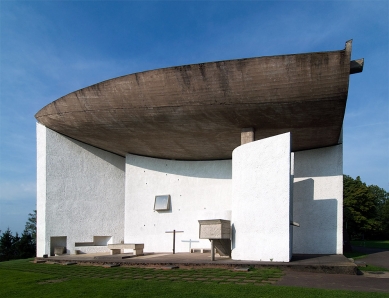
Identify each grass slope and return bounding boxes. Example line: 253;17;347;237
351;241;389;249
0;259;387;298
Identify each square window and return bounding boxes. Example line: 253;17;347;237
154;195;171;211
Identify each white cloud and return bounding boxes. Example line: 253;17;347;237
0;181;36;202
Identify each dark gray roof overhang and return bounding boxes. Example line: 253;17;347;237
35;41;363;160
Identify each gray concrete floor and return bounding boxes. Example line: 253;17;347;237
276;247;389;293
352;246;389;270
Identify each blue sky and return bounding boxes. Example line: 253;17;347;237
0;0;388;234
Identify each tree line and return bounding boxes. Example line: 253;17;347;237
344;175;389;240
0;210;36;261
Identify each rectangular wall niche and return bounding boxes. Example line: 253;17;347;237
154;195;171;211
94;236;112;246
75;236;112;247
50;236;67;256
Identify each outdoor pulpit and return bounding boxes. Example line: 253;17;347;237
198;219;231;260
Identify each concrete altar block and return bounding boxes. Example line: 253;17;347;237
198;219;231;239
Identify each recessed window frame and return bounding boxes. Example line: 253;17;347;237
154;195;171;211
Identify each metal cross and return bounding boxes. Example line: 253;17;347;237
165;229;184;254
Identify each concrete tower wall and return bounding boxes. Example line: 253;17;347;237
292;144;343;254
36;123;125;256
231;133;292;262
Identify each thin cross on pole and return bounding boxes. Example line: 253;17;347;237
165;230;184;254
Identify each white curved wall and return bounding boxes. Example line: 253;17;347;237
231;133;291;262
125;154;232;253
37;123;342;259
37;123;125;256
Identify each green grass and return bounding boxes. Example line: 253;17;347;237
351;240;389;249
359;265;389;272
0;259;387;297
343;252;368;259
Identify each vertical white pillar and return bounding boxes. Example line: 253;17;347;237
36;123;48;257
241;128;255;145
232;132;291;262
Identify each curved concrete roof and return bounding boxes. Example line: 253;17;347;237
36;41;357;160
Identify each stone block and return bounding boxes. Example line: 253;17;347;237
198;219;231;239
54;246;65;256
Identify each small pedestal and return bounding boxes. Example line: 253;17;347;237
198;219;231;260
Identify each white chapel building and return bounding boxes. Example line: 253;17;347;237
36;41;363;262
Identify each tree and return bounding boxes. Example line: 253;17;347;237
0;228;18;261
343;175;377;239
368;185;389;206
369;185;389;239
0;210;37;261
17;210;37;258
15;229;35;259
344;175;389;240
25;210;36;243
380;200;389;238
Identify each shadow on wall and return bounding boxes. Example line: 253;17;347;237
231;223;236;250
293;178;338;254
293;146;341;178
126;154;232;179
63;134;125;172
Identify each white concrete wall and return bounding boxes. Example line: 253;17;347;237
36;123;125;256
293;144;343;254
125;154;232;253
37;124;47;257
37;121;342;258
231;133;291;262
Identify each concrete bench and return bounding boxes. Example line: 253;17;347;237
107;243;144;256
190;248;211;253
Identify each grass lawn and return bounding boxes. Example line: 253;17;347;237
358;265;389;272
1;259;388;297
351;240;389;249
343;251;368;259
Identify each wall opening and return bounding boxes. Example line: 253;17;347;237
74;236;112;247
50;236;67;256
93;236;112;246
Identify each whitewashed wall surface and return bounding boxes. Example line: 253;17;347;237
37;123;342;259
232;133;291;262
125;154;232;253
37;123;125;256
293;144;343;254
